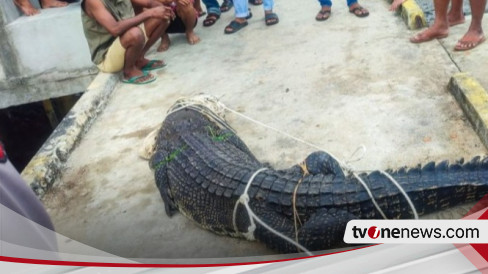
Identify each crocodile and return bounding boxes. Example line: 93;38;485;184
149;99;488;253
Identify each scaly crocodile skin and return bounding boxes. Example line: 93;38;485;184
150;105;488;253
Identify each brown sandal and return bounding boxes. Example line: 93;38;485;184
316;9;331;21
349;5;369;18
203;13;220;27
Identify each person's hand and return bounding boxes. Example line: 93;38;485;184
176;0;191;7
149;5;174;20
389;0;405;11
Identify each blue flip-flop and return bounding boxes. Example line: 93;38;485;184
141;60;166;71
121;71;156;85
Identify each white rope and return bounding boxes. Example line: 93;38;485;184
217;103;390;219
232;167;313;256
379;170;419;219
217;102;418;220
166;95;419;240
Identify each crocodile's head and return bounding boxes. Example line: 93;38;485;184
139;95;231;160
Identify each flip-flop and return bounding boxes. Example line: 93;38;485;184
249;0;262;5
454;36;486;51
265;12;279;26
220;0;233;12
316;9;331;21
224;20;248;34
141;60;166;71
203;13;220;27
121;72;156;85
349;5;369;18
410;32;448;43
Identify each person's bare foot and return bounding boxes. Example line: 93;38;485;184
157;33;171;52
447;11;465;27
410;27;449;43
14;0;39;16
454;31;486;51
186;31;201;45
40;0;67;8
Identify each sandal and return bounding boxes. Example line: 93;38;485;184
220;0;233;12
316;9;331;21
203;13;220;27
141;60;166;71
249;0;262;5
224;20;248;34
197;11;207;17
349;5;369;18
121;72;156;85
454;35;486;51
265;12;279;26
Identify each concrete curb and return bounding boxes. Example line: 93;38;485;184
400;0;427;30
21;73;119;196
448;73;488;150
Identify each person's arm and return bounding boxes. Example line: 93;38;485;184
84;0;172;37
389;0;406;11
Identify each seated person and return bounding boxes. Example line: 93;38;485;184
14;0;78;16
155;0;201;52
81;0;173;84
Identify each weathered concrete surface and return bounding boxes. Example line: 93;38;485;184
22;73;119;195
441;16;488;156
0;1;97;108
39;0;486;259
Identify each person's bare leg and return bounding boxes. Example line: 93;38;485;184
120;27;153;82
157;33;171;52
194;0;205;16
455;0;487;50
448;0;465;26
136;17;169;68
410;0;449;43
40;0;68;8
176;3;201;45
14;0;39;16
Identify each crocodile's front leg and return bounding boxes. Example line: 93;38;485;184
150;150;178;217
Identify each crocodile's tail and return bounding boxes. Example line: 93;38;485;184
362;156;488;219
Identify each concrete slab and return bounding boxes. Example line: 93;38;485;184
39;0;486;259
5;2;93;77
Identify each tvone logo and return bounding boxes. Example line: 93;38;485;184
368;226;380;239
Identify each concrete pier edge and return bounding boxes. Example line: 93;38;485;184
448;73;488;151
21;73;119;196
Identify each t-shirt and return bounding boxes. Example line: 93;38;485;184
81;0;135;65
